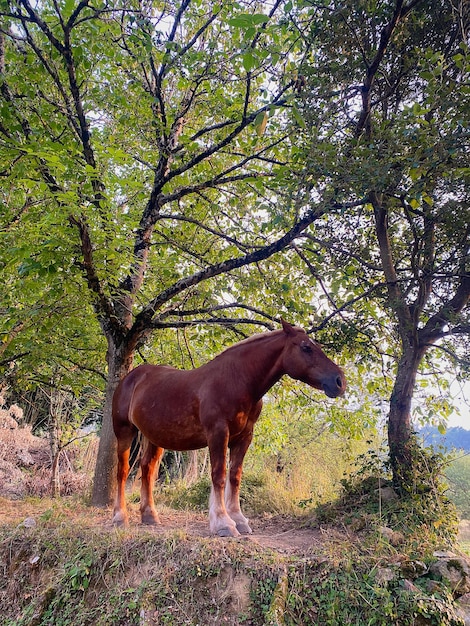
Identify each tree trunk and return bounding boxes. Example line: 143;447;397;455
388;346;425;492
91;338;135;507
51;450;61;498
184;450;199;485
49;389;63;498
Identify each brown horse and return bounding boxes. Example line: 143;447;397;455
112;319;346;536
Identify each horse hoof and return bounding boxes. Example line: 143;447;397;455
141;515;160;526
217;527;240;538
236;522;252;535
112;516;129;527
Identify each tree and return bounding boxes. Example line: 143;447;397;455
3;0;466;506
292;0;469;489
0;0;357;506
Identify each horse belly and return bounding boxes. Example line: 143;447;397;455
142;421;208;452
130;383;207;451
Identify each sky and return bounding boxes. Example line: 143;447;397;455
447;379;470;429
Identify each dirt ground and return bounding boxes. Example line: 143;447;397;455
0;495;348;556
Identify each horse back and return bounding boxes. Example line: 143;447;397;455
112;363;210;449
112;364;173;426
112;361;261;451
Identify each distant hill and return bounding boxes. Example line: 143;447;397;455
418;425;470;452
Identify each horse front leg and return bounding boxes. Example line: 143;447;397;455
140;439;165;525
208;430;239;537
226;426;254;535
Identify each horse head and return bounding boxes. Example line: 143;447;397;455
280;319;346;398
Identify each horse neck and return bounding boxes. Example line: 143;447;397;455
215;331;287;400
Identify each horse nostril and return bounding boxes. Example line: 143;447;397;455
336;376;343;389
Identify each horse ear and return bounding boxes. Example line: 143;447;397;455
281;318;296;335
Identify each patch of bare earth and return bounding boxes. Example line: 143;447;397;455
0;495;348;556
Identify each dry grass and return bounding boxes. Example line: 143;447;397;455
0;400;97;501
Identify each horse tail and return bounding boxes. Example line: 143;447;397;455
112;368;141;439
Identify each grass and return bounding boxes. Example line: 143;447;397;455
0;484;467;626
1;442;468;626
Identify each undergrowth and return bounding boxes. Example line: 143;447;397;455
0;444;465;626
0;522;463;626
316;440;459;554
160;468;330;517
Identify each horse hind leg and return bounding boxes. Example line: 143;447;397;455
140;440;164;525
113;424;137;526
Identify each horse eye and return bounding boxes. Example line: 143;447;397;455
301;343;313;353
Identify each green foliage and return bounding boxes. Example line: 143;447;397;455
445;454;470;519
317;441;459;552
162;476;212;511
284;560;462;626
0;0;303;380
161;424;378;517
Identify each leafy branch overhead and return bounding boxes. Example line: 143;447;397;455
0;0;331;346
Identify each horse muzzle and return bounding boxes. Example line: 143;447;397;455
322;374;346;398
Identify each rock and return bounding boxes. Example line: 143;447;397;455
426;579;445;594
455;592;470;625
379;486;398;502
400;560;428;579
379;526;404;546
429;555;470;597
433;550;458;559
380;526;395;540
402;579;420;593
20;517;37;529
376;567;396;584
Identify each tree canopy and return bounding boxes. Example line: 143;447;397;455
0;0;468;501
290;0;469;485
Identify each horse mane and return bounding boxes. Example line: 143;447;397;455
216;329;284;358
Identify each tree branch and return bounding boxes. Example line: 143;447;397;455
128;198;359;342
371;193;414;344
424;342;470;367
151;317;275;331
155;212;252;253
155;302;277;325
164;85;293;185
68;215;124;338
420;272;470;345
355;0;414;138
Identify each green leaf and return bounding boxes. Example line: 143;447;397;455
437;423;447;435
242;50;256;72
292;103;306;128
228;13;269;28
254;111;268;136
